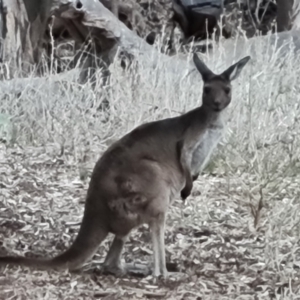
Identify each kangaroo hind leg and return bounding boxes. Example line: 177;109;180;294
150;213;168;278
102;234;151;277
102;235;127;276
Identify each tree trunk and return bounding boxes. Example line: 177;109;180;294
276;0;293;32
50;0;146;86
0;0;193;79
0;0;194;82
0;0;53;78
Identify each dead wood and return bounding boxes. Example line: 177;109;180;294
50;0;196;85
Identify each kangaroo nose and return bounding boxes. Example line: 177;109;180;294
213;98;223;111
214;98;222;105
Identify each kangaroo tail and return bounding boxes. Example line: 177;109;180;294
0;199;109;271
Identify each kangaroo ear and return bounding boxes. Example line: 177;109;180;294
193;53;214;81
172;0;189;34
221;56;251;81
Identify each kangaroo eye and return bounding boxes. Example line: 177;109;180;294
224;87;231;94
204;86;211;94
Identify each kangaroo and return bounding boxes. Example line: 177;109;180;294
0;54;250;278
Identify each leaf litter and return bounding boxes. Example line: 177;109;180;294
0;45;300;298
0;143;299;300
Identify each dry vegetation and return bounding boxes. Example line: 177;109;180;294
0;34;300;299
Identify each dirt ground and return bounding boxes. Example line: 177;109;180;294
1;143;299;300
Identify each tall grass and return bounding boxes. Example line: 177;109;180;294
0;33;300;297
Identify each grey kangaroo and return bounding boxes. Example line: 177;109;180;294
0;54;250;278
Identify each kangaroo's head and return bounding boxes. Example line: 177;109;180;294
193;54;251;112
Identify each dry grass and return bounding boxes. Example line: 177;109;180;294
0;34;300;299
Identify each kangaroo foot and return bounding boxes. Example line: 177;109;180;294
101;264;126;277
125;262;151;277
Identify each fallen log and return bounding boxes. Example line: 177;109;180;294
49;0;196;85
1;0;300;93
